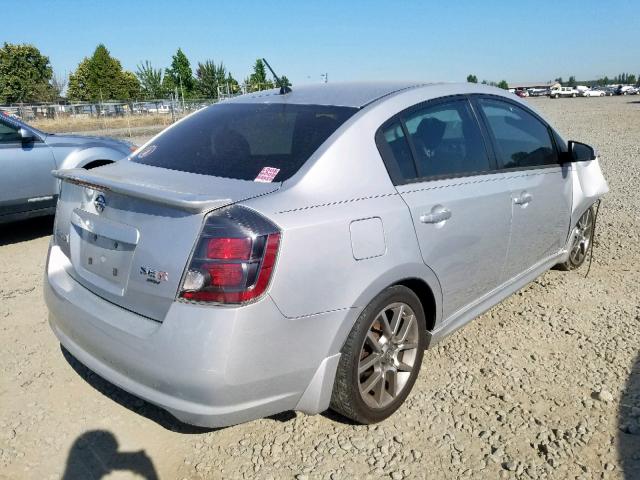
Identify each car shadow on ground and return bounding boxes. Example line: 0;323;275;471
61;346;300;434
619;351;640;478
0;216;54;246
62;429;159;480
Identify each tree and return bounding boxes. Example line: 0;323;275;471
67;44;140;101
627;74;637;86
497;80;509;90
0;42;56;103
248;59;273;91
567;76;577;87
466;74;478;83
136;61;165;99
555;77;563;86
279;75;291;88
120;71;141;100
50;72;67;99
165;48;194;97
195;60;231;98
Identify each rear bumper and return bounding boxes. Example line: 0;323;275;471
44;244;348;427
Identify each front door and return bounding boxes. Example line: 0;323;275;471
474;97;572;281
0;117;57;217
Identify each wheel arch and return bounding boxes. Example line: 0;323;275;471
392;277;437;331
328;264;443;356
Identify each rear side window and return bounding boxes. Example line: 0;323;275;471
477;98;557;168
132;103;357;181
377;122;417;180
0;120;20;143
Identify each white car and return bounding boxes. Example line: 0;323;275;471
550;87;579;98
583;89;605;97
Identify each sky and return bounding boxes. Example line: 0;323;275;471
4;0;639;85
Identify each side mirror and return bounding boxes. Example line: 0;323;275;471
18;127;35;143
567;140;596;162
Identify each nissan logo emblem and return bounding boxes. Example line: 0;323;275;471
94;194;106;213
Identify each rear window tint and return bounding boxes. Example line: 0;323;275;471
132;103;357;181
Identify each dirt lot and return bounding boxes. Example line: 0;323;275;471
1;96;638;480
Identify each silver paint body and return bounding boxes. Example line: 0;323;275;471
44;82;608;427
0;114;132;223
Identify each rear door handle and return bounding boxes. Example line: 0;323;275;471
420;207;451;224
514;192;533;206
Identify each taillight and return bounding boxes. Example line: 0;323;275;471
179;205;281;305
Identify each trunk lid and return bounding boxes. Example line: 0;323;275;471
53;161;280;321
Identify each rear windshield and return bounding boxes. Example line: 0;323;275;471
132;103;357;181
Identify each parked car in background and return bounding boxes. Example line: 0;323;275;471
583;89;606;97
45;82;608;428
515;89;528;98
528;88;550;97
576;86;590;96
616;85;637;95
0;112;135;224
550;86;579;98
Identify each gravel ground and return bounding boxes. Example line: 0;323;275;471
0;96;638;480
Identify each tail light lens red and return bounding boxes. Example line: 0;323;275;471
179;206;281;305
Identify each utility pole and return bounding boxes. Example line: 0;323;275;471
179;74;185;113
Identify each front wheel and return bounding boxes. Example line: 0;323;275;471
558;207;594;270
330;285;426;424
572;93;577;97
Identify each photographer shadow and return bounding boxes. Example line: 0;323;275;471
619;352;640;478
62;430;158;480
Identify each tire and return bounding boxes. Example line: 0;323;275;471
557;206;595;271
330;285;427;424
572;93;577;97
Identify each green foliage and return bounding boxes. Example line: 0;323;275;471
627;74;636;85
195;60;229;98
0;42;55;103
279;75;292;88
165;48;194;97
567;76;577;87
136;61;165;99
466;74;478;83
67;44;140;101
248;59;274;91
497;80;509;90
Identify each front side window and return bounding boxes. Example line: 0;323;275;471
478;98;557;168
402;100;490;179
132;103;357;181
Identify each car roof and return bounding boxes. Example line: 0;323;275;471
224;81;431;108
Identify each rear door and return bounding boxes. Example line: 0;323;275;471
473;96;571;282
0;117;56;217
377;96;513;321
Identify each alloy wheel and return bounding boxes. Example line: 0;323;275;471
357;302;419;409
570;209;594;265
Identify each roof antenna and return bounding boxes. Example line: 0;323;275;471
262;58;292;94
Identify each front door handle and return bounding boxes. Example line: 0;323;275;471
514;192;533;206
420;206;452;224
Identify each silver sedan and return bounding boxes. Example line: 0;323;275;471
45;82;607;427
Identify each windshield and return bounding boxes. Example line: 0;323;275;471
132;103;357;182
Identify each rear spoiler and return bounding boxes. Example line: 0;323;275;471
52;168;231;213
